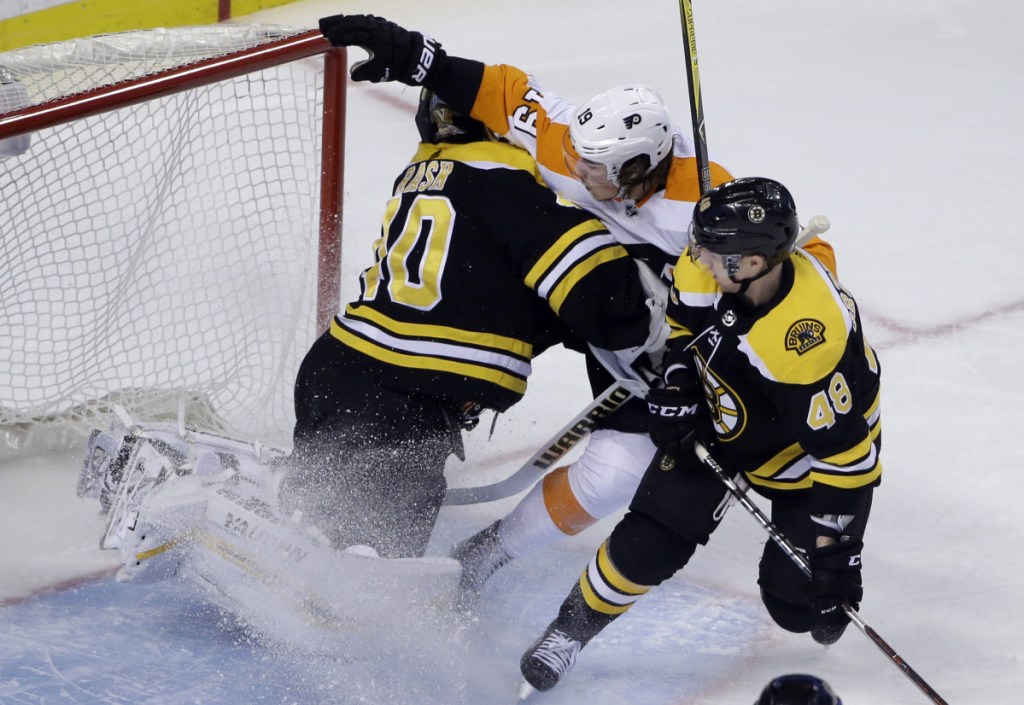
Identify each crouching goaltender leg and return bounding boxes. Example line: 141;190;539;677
279;335;466;558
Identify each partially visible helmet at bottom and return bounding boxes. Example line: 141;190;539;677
415;89;489;144
754;674;842;705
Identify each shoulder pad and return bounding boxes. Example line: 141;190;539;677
738;253;854;384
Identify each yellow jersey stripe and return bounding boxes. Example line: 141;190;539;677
748;441;806;481
547;247;629;314
820;435;875;468
666;314;691;333
810;461;883;490
135;535;188;562
334;324;528;395
863;387;881;422
525;220;608;289
410;140;543;183
343;304;532;358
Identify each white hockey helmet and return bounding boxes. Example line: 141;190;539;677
564;84;673;189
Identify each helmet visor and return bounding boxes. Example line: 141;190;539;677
562;130;619;196
689;223;742;278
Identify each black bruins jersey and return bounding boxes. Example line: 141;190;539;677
330;140;653;412
664;249;882;513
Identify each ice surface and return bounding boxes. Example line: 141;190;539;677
3;0;1023;703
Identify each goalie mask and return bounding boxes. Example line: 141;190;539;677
415;89;488;144
563;84;673;196
754;674;842;705
689;176;799;279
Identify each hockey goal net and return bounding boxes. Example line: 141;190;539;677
0;26;346;458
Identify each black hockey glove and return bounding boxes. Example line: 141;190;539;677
809;539;863;645
646;386;702;459
318;14;448;87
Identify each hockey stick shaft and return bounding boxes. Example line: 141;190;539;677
693;443;949;705
679;0;711;196
442;383;634;505
679;0;834;250
796;214;830;247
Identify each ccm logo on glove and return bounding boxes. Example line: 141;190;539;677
647;400;699;418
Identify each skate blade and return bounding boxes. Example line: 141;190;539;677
516;680;538;702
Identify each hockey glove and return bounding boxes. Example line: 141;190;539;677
318;14;448;87
809;539;863;645
646;386;702;459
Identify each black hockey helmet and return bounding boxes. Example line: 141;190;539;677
754;674;842;705
690;176;799;267
415;89;489;144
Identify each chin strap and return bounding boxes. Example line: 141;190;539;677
729;260;776;295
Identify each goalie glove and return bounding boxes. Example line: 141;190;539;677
318;14;449;87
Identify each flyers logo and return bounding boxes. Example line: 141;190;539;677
623;113;642;129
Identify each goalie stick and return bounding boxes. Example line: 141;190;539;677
694;442;950;705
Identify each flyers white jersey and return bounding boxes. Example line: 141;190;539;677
466;64;734;267
435;60;837;278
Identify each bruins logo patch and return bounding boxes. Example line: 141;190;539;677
785;319;826;355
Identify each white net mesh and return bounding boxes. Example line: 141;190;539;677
1;25;301;105
1;26;333;457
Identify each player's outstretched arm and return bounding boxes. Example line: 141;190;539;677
319;13;449;88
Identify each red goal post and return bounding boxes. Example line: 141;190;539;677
0;26;346;457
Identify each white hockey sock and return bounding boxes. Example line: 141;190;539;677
498;466;596;558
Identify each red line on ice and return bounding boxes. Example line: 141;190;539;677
0;566;118;608
866;298;1024;349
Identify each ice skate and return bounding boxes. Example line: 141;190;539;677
449;520;513;612
519;621;583;693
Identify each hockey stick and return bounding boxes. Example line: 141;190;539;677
678;0;834;248
442;382;633;505
679;0;711;196
447;0;828;508
693;442;950;705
